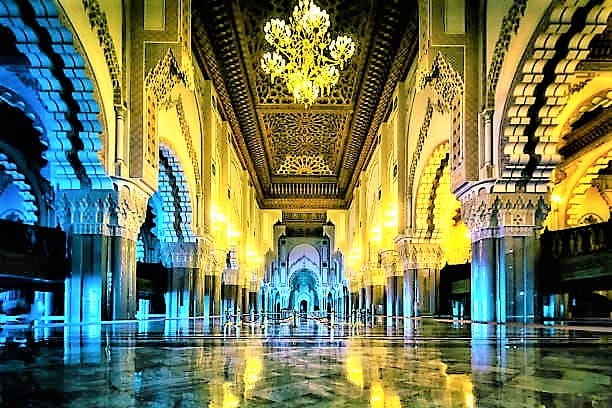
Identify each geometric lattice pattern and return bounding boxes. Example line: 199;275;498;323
277;155;334;176
263;112;347;176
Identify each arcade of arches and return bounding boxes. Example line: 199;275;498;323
0;0;611;326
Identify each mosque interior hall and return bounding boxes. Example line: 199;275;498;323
0;0;611;406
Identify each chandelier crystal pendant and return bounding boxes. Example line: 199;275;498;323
260;0;355;107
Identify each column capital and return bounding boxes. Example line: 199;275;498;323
459;185;550;240
480;108;494;122
379;250;401;277
160;242;199;269
395;237;442;270
56;182;149;240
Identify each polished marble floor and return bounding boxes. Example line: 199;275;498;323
0;317;610;407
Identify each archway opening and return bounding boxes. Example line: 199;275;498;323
288;268;319;313
300;300;307;314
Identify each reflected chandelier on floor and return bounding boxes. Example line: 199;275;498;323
260;0;355;107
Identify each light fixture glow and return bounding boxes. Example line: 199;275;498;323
260;0;355;107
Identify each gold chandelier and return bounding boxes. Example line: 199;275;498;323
260;0;355;107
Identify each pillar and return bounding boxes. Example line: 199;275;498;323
381;250;403;320
222;247;240;316
161;242;203;319
461;187;549;322
396;239;441;318
58;185;148;322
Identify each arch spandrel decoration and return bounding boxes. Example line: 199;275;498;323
138;49;189;188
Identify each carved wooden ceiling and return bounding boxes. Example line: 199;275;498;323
193;0;418;209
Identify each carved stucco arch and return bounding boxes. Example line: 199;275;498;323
566;153;611;226
0;152;38;224
0;85;52;225
499;2;611;192
560;148;612;227
154;144;196;244
158;100;200;215
414;142;450;238
0;0;111;190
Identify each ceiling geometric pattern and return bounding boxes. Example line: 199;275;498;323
193;0;419;209
262;111;347;175
277;155;334;176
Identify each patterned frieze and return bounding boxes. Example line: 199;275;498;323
486;0;527;105
81;0;123;104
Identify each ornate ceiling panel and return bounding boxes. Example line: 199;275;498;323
193;0;418;209
262;111;348;175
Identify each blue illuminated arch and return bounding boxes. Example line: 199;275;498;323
0;0;111;190
155;144;195;243
0;152;37;224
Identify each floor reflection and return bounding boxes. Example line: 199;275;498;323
0;318;610;407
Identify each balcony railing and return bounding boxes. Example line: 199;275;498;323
540;220;611;260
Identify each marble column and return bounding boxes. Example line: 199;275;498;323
461;187;548;322
381;250;403;320
57;185;148;322
161;242;205;319
396;239;441;318
404;267;416;318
